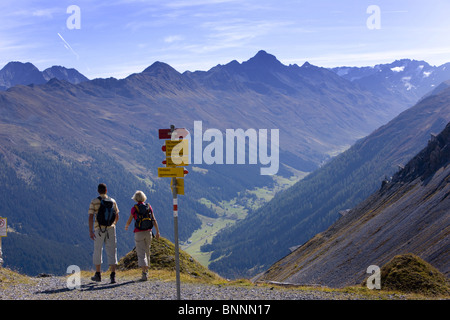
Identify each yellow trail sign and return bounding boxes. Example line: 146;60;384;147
165;156;189;166
171;179;185;195
158;167;185;178
171;178;184;187
165;140;188;157
172;185;184;195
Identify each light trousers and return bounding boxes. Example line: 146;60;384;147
93;226;118;266
135;230;152;267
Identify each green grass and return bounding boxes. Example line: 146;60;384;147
379;254;450;297
0;267;35;289
118;237;222;283
182;214;235;266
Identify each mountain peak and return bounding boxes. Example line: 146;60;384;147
243;50;284;69
0;62;89;89
2;61;39;71
254;50;271;58
0;61;46;88
143;61;180;75
42;66;89;84
130;60;197;92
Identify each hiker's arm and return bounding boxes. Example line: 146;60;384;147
125;214;133;231
114;201;120;224
89;214;95;240
152;213;161;239
88;199;96;240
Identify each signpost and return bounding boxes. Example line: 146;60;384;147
0;217;6;266
158;167;186;178
159;128;189;140
171;178;185;195
158;125;189;300
163;156;189;167
163;140;188;156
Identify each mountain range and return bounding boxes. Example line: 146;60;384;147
0;62;89;90
256;120;450;287
331;59;450;105
0;51;428;167
0;51;449;277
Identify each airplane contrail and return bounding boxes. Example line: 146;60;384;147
57;32;79;60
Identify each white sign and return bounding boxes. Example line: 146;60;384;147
0;218;7;237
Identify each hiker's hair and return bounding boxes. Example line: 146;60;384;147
98;183;107;194
132;190;147;203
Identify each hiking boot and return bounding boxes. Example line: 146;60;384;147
140;271;148;281
91;272;101;282
110;272;116;284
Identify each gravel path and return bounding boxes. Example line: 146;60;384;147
0;275;404;300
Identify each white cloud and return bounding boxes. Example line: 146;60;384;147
190;19;293;54
164;35;184;43
32;8;60;19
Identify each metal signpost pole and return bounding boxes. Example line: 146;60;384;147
0;237;3;266
0;217;6;266
172;176;181;300
158;125;188;300
170;125;181;300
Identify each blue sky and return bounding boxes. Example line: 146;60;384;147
1;0;450;79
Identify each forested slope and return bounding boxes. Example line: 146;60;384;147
207;86;450;278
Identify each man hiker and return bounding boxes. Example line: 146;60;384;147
88;183;120;283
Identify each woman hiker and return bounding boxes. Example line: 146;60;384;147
125;190;160;281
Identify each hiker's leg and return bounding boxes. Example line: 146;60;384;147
104;227;117;283
145;231;152;269
105;226;118;270
92;230;105;281
135;231;148;268
140;231;151;280
93;230;104;267
139;232;151;274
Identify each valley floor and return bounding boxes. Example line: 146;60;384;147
182;169;306;266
